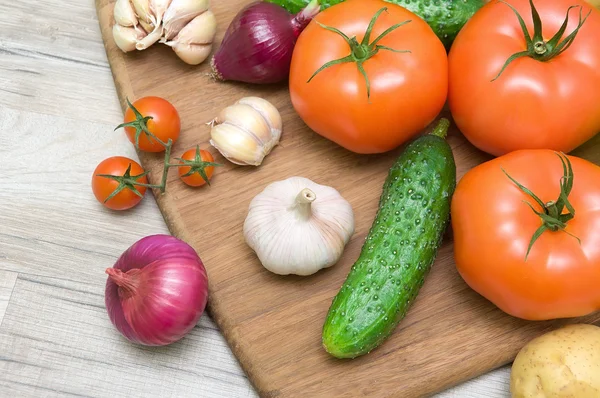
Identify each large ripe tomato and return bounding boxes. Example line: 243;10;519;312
92;156;148;211
449;0;600;156
289;0;448;154
452;150;600;321
120;96;181;152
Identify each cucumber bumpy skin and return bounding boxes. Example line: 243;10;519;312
266;0;485;48
322;119;456;359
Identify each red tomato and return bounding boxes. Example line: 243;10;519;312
452;150;600;320
177;147;218;187
449;0;600;156
121;97;181;152
92;156;148;211
289;0;448;154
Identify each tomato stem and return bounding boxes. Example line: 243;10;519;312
502;152;580;260
115;98;168;150
492;1;590;81
307;8;411;99
173;145;223;186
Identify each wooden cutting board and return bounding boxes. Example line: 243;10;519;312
95;1;600;396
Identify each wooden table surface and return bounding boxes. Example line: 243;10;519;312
0;0;510;396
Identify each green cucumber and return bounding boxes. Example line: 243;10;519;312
269;0;485;48
322;119;456;359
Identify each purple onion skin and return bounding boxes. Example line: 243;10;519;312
105;235;209;346
212;1;319;84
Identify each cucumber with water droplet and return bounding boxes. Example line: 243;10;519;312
322;119;456;359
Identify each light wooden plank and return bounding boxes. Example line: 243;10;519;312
0;274;255;397
0;271;18;325
0;106;169;281
0;0;121;124
438;367;511;398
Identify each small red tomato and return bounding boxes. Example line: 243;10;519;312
118;97;181;152
92;156;148;210
177;146;220;187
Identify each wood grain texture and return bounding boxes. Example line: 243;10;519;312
0;272;18;326
0;274;253;397
95;1;600;398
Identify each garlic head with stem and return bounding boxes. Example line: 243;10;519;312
243;177;355;276
210;97;282;167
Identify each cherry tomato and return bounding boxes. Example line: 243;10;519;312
92;156;148;211
177;147;218;187
449;0;600;156
452;150;600;320
289;0;448;154
120;97;181;152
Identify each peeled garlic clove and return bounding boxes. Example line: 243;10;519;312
243;177;355;276
238;97;282;141
114;0;139;28
210;97;282;166
164;11;216;65
150;0;172;25
132;0;153;23
135;26;162;50
162;0;210;40
113;24;147;52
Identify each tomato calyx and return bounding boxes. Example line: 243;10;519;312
493;0;591;81
95;162;153;204
502;152;581;260
115;98;167;150
172;145;222;186
307;7;411;99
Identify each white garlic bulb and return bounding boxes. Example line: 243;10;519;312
210;97;282;166
112;0;216;65
244;177;355;276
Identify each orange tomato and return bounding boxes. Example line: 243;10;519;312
177;147;218;187
92;156;148;211
452;150;600;320
121;97;181;152
449;0;600;156
289;0;448;154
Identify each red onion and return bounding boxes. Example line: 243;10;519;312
105;234;208;346
211;0;320;84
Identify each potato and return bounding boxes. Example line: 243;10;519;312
510;324;600;398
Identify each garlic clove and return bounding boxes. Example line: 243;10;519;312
209;123;265;166
172;10;216;45
170;43;213;65
132;0;153;23
113;24;147;52
150;0;172;26
135;26;163;50
138;18;155;34
216;104;272;143
238;97;283;142
162;0;210;40
114;0;139;28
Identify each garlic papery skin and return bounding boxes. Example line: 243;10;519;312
150;0;172;26
210;97;282;166
164;10;216;65
135;26;163;50
132;0;153;23
162;0;210;40
113;24;147;52
114;0;139;28
244;177;355;276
